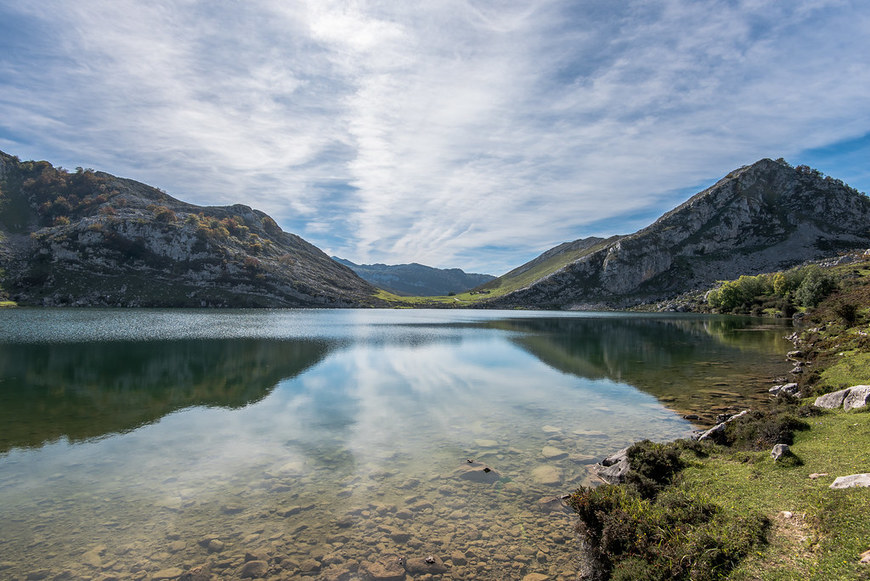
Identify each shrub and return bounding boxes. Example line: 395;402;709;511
568;485;768;581
833;301;859;325
795;266;836;307
153;206;177;223
723;410;809;449
625;440;684;498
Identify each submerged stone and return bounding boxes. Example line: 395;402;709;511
405;555;448;575
531;465;562;486
239;560;268;578
363;554;406;580
541;446;568;460
454;462;501;484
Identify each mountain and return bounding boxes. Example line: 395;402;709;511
333;257;495;296
0;151;379;307
483;159;870;309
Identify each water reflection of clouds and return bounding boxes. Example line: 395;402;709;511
0;313;695;510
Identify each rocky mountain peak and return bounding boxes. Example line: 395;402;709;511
487;159;870;309
0;151;379;307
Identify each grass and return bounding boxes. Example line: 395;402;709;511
680;408;870;580
372;239;615;307
477;237;615;298
820;352;870;389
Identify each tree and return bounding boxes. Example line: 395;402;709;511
795;266;836;307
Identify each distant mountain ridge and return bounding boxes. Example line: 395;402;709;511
3;152;867;310
483;159;870;309
333;257;495;296
0;150;379;307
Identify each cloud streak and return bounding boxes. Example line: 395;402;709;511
1;0;868;274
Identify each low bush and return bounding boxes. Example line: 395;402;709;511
722;409;810;450
568;484;768;581
624;440;684;498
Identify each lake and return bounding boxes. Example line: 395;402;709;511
0;309;792;580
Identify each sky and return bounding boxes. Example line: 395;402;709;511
1;1;869;276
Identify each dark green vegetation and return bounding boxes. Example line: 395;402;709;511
0;151;380;307
706;264;838;315
0;338;332;452
481;315;792;426
569;440;769;581
569;259;870;580
332;257;495;297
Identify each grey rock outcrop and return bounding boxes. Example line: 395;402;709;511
696;410;750;443
814;386;870;411
769;383;800;397
830;474;870;489
771;443;790;461
486;159;870;308
592;448;630;484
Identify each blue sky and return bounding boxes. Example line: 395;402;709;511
1;1;868;275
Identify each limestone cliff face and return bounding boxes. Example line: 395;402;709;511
0;151;378;307
489;159;870;308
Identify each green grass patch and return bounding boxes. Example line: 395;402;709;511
819;352;870;389
569;408;870;580
478;238;615;297
678;409;870;580
568;440;768;581
372;288;493;307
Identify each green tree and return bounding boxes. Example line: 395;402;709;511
795;266;836;307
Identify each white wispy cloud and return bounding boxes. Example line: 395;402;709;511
1;0;868;274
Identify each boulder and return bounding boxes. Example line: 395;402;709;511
531;465;562;486
769;383;799;397
771;444;790;461
815;388;850;409
592;448;630;484
179;564;212;581
696;410;750;443
830;474;870;489
815;386;870;410
239;560;269;578
541;446;568;460
536;495;571;514
843;385;870;411
152;569;185;580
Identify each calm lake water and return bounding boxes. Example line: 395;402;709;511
0;309;792;580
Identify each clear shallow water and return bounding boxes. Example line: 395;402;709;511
0;309;792;580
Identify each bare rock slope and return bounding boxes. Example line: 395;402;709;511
485;159;870;309
0;151;378;307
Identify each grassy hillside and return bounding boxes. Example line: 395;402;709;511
373;237;616;307
477;236;616;298
568;257;870;580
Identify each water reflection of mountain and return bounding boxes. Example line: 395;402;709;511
482;316;792;421
0;339;332;452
